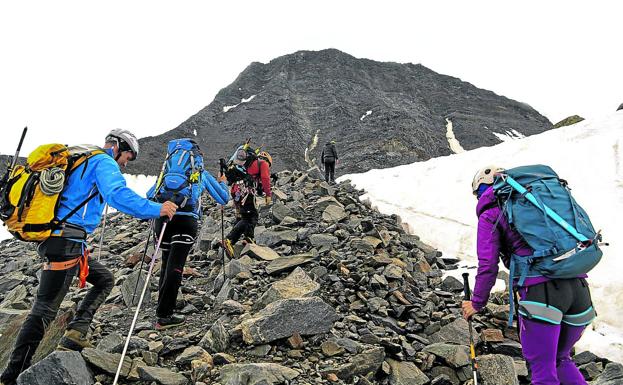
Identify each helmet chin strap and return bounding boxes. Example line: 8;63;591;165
113;143;122;161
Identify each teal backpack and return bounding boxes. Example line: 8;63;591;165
492;165;604;325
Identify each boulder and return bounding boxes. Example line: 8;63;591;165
138;365;189;385
240;297;338;344
265;253;316;275
219;363;299;385
387;358;430;385
593;362;623;385
121;270;150;307
241;243;281;261
16;351;93;385
82;347;132;377
254;229;297;247
429;318;479;345
322;205;347;223
256;267;320;309
476;354;519;385
423;343;471;368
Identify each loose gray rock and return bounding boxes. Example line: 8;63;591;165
219;363;299;385
476;354;519;385
423;343;471;368
387;358;430;385
138;365;189;385
241;243;281;261
265;253;316;275
81;347;132;376
16;351;93;385
121;270;151;307
0;284;28;309
175;345;212;367
322;205;347;223
0;272;27;294
240;297;339;344
327;347;385;381
256;267;320;309
255;229;297;247
200;319;230;353
429;318;479;345
309;234;339;248
593;362;623;385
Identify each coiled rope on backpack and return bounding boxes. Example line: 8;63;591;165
39;167;66;195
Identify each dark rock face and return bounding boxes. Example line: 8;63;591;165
127;49;552;176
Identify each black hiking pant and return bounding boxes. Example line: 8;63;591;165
227;194;259;244
153;215;198;318
1;236;113;384
324;160;336;183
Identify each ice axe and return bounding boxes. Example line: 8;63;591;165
462;272;479;385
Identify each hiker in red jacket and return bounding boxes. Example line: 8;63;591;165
222;149;272;257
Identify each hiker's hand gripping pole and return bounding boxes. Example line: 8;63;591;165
462;272;479;385
113;217;169;385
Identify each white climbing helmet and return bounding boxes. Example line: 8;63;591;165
472;165;505;195
106;129;139;160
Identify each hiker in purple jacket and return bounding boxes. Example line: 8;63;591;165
462;166;595;385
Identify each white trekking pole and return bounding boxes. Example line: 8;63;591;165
112;219;168;385
97;204;108;261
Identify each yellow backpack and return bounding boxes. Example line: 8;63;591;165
0;144;105;242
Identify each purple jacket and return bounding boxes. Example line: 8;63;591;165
472;186;534;311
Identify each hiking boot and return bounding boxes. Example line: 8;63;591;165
221;239;235;258
155;314;186;330
57;329;94;352
241;236;255;246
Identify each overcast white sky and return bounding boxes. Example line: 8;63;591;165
1;1;621;156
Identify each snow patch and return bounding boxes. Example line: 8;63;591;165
342;112;623;362
223;94;257;112
304;129;321;168
193;129;197;136
360;110;372;121
445;118;465;154
492;129;525;142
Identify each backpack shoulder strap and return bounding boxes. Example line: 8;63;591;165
504;175;590;243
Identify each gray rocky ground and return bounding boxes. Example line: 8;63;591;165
0;171;618;384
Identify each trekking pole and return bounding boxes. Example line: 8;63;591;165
462;272;479;385
220;205;225;271
2;127;27;183
131;219;154;301
96;204;108;261
113;218;168;385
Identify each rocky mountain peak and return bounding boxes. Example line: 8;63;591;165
126;49;552;176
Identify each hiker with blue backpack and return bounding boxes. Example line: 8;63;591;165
463;165;604;385
147;138;229;329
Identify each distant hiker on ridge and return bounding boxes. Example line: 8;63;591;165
321;140;338;184
0;129;177;385
146;138;229;330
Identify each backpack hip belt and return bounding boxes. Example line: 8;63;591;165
43;256;80;271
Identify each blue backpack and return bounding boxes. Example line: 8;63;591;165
493;165;604;324
152;139;204;212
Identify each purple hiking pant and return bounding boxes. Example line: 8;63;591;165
520;311;588;384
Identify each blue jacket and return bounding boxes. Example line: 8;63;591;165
146;170;229;219
55;148;163;234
